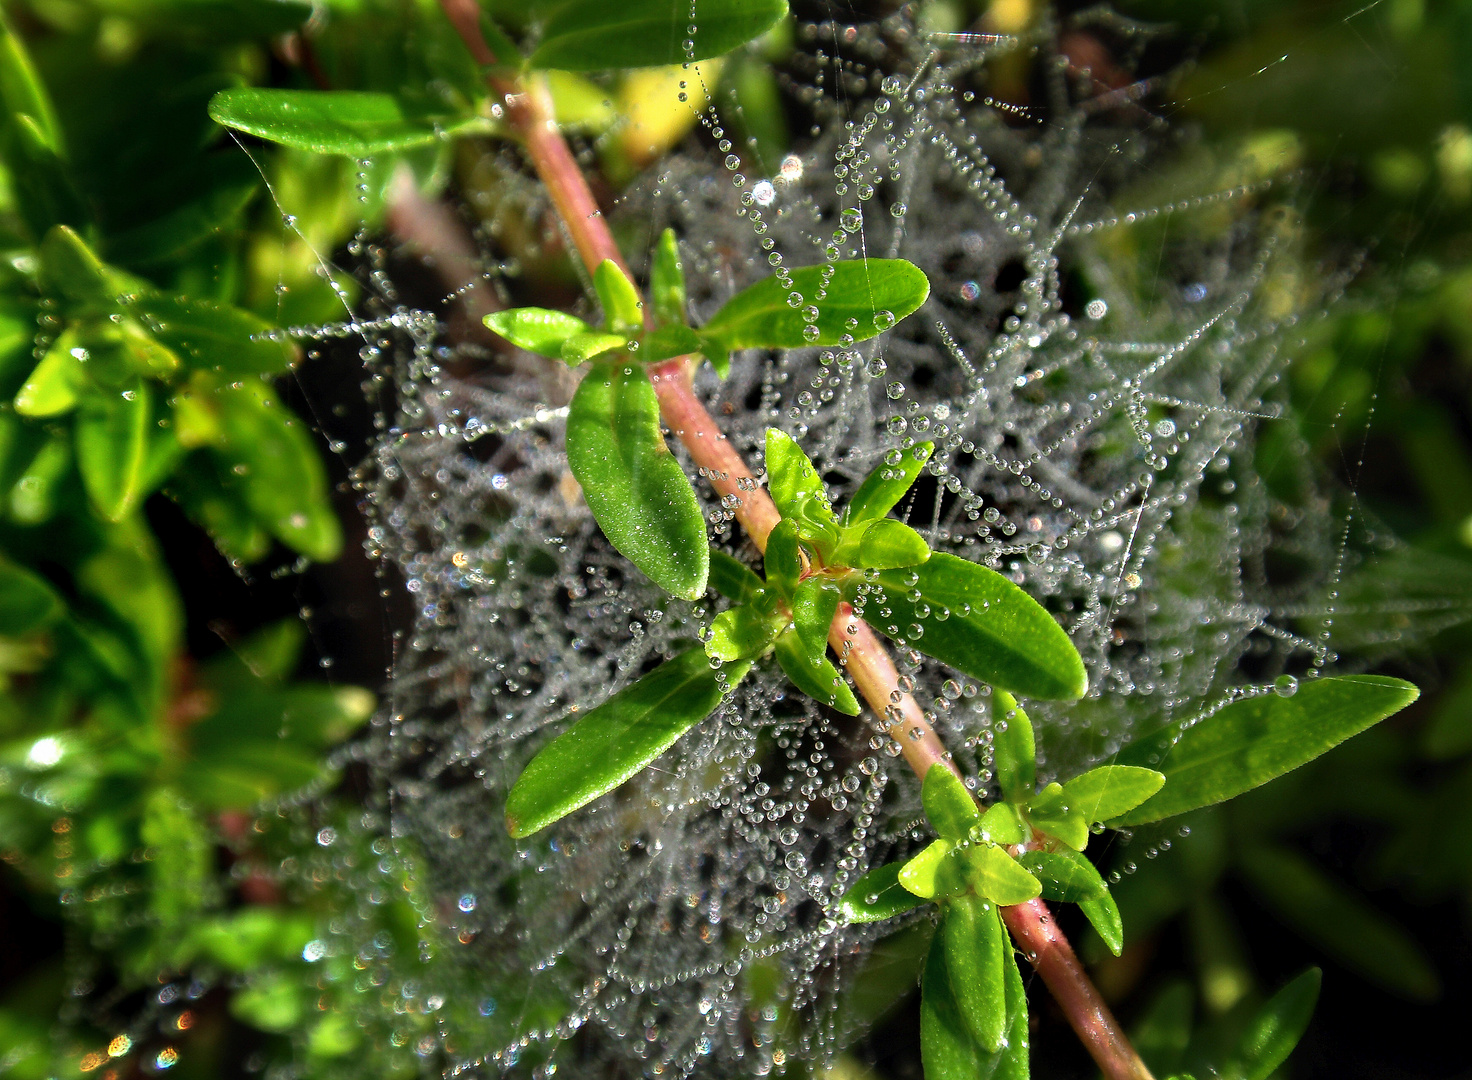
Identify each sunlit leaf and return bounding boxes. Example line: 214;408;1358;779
774;628;859;714
1112;676;1420;825
979;801;1026;846
790;577;840;658
530;0;787;71
922;764;981;841
208;88;490;156
567;360;708;599
1061;765;1165;824
763;518;801;596
899;839;954;900
701;259;930;352
639;324;701;361
706;603;782;661
651;227;687;325
593;259;642;332
765;427;835;532
1017;849;1107;903
1025;782;1088;851
1079;887;1125;957
959;843;1042;906
855;518;930;569
991;691;1036;803
839;861;928;923
943;895;1008;1052
874;553;1088;700
504;647;749;836
13;333;84;416
846;441;934;527
560;331;628;364
920;924;1028;1080
484;308;596;358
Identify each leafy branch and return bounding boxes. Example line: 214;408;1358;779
204;4;1426;1079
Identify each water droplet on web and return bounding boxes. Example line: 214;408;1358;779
1273;674;1298;697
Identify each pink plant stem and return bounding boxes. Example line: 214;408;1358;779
438;9;1153;1078
1002;900;1155;1080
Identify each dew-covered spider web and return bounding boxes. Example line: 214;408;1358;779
236;5;1469;1078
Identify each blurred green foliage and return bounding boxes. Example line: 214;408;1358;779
0;0;1469;1078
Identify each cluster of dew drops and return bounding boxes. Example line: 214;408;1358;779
237;7;1386;1079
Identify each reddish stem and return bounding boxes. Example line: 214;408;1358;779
1002;900;1154;1080
438;9;1153;1078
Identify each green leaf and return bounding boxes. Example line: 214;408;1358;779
1024;783;1089;851
854;518;930;569
991;691;1037;803
560;332;628;364
567;360;708;599
530;0;788;71
141;788;212;929
839;861;928;923
0;557;62;635
920;925;1028;1080
651;228;687;325
943;895;1008;1052
1017;849;1107;903
960;843;1043;906
708;549;764;603
75;380;150;521
40;226;121;304
1079;888;1125;957
846;441;934;527
214;382;342;562
8;431;68;523
922;764;982;841
639;324;701;361
485;308;596;358
1111;675;1421;825
1061;765;1165;824
1221;968;1321;1080
706;603;781;661
1237;844;1437;1000
774;628;859;714
125;295;296;376
1131;981;1193;1076
979;801;1027;846
209;88;491;155
763;518;802;596
504;647;749;836
873;553;1088;700
790;577;840;658
900;839;954;900
765;427;835;531
701;259;931;352
0;15;60;150
594;260;643;332
1;112;84;240
13;334;84;417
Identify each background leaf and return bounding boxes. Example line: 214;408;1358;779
1221;968;1321;1080
530;0;787;72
